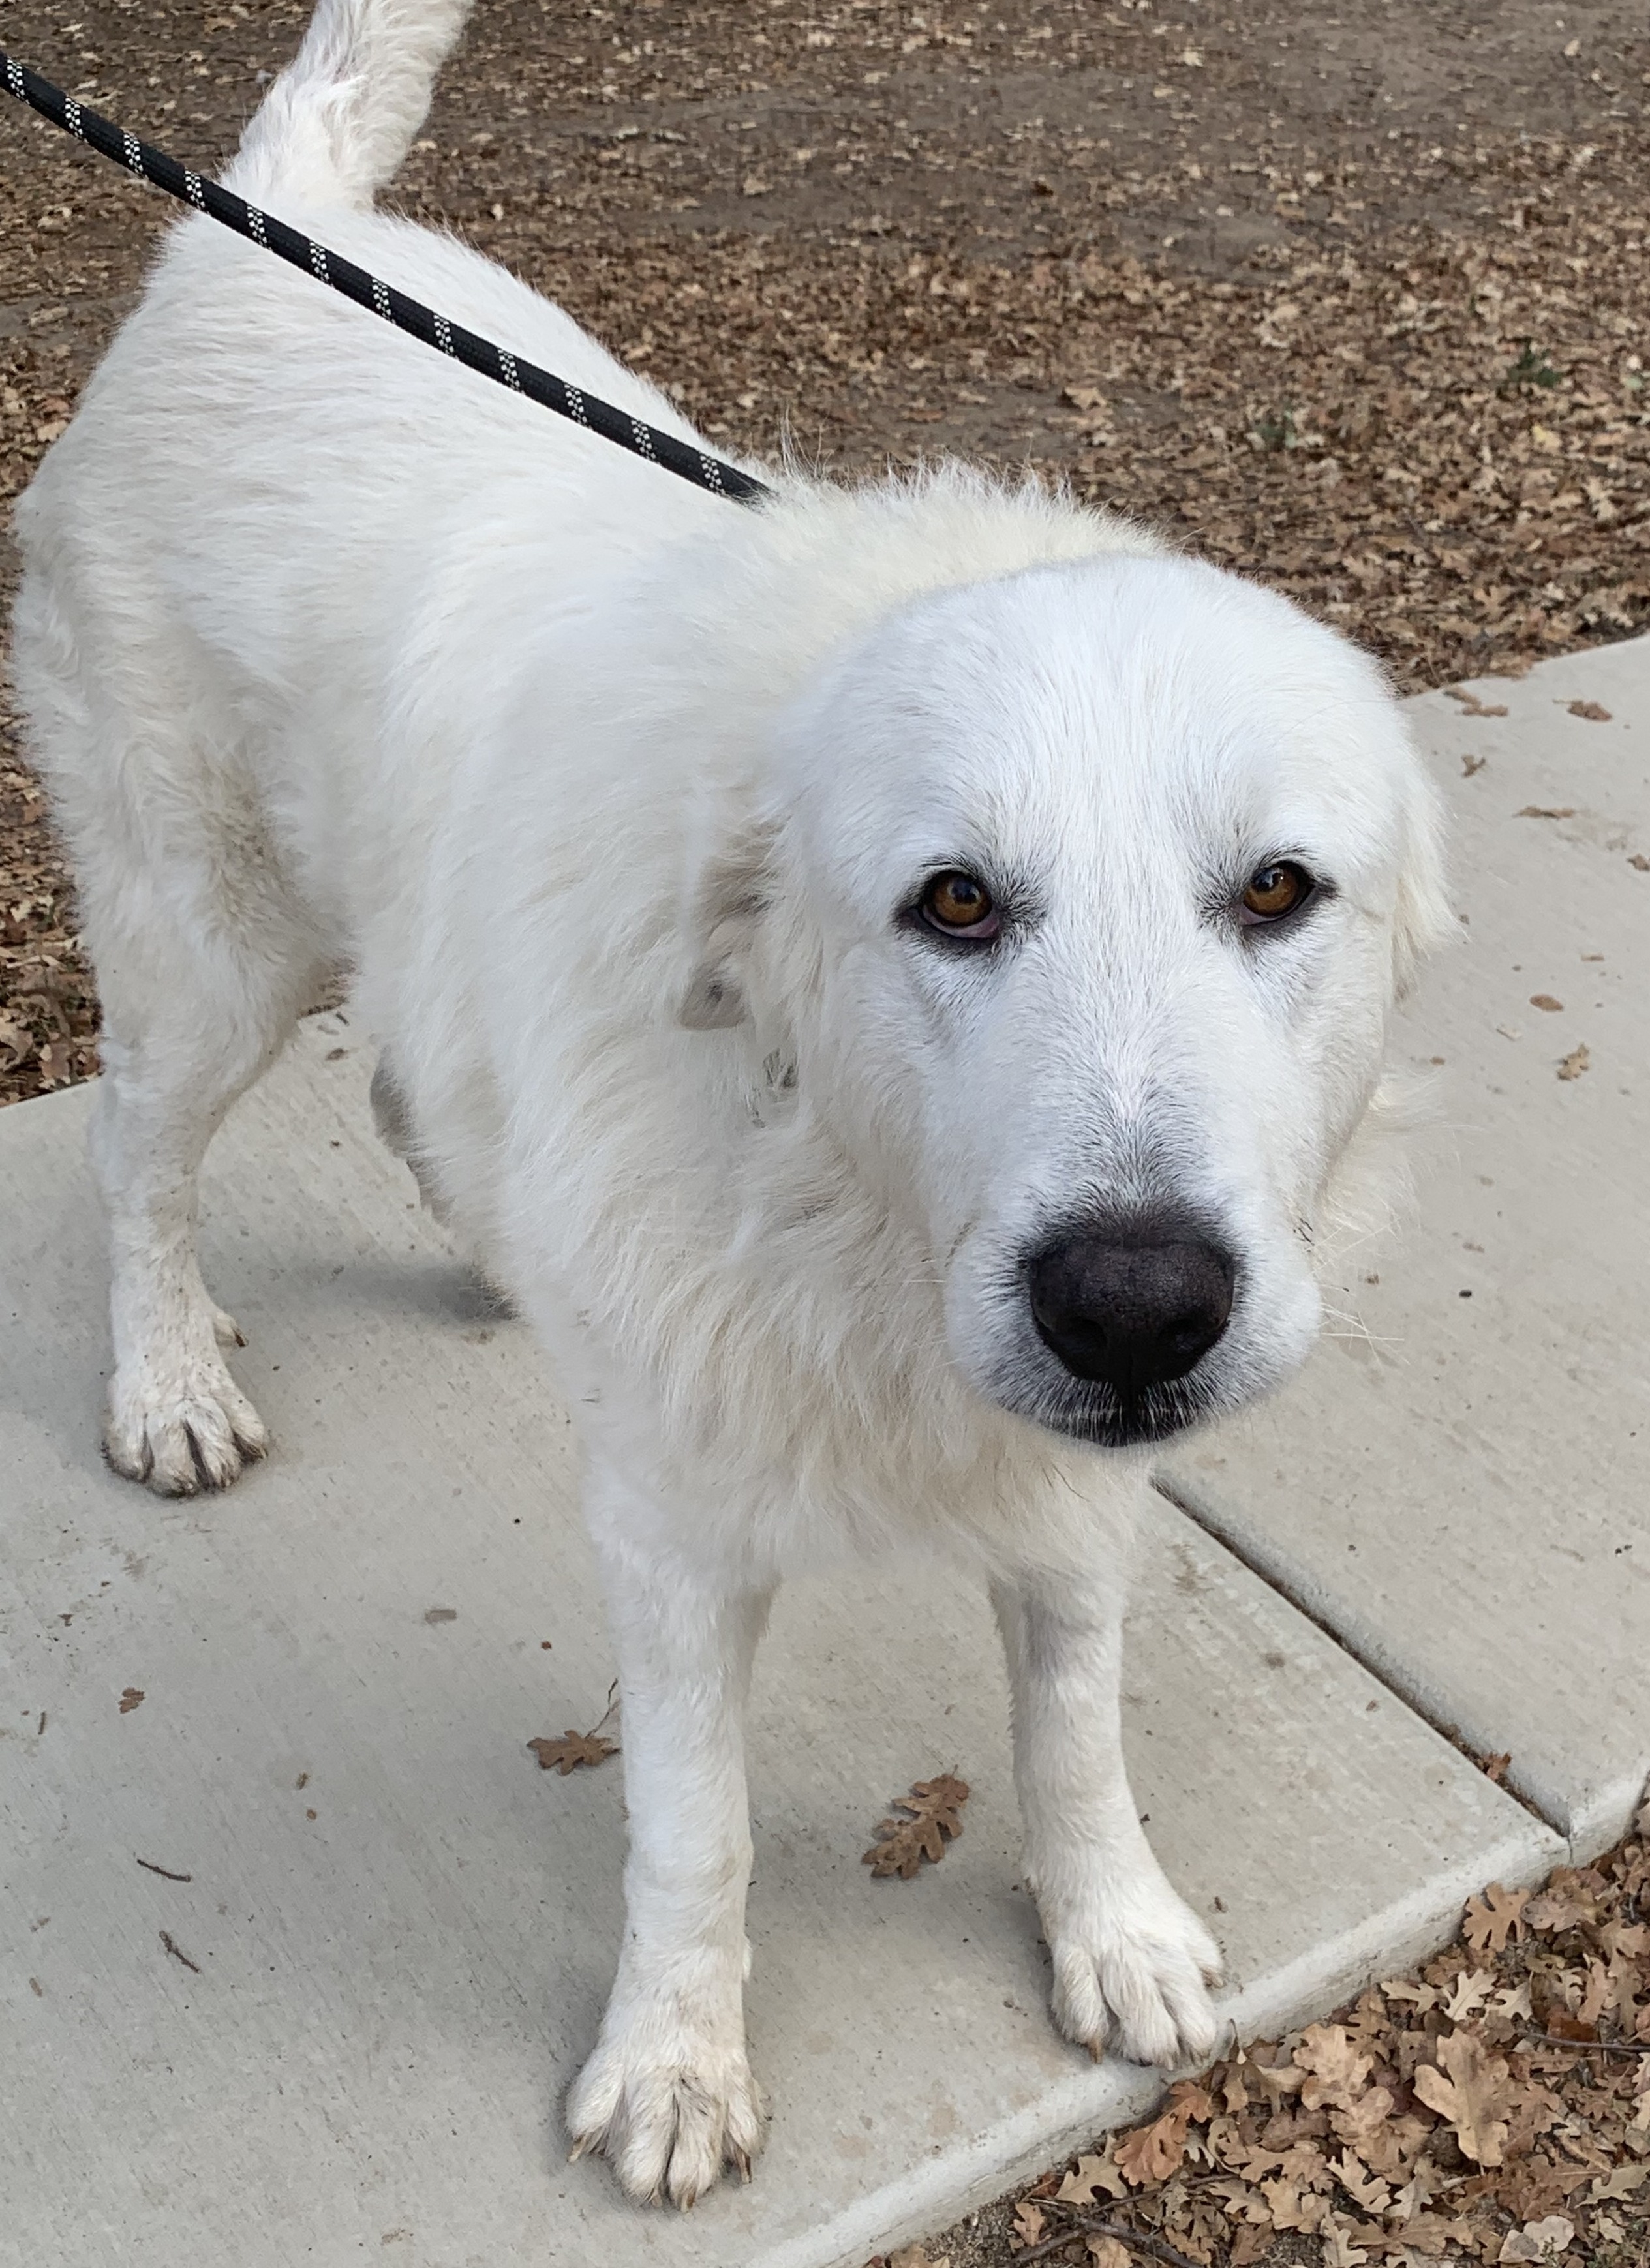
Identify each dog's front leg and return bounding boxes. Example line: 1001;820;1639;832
568;1502;773;2207
992;1562;1223;2070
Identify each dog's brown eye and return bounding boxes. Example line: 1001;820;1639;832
1240;862;1312;924
921;870;999;939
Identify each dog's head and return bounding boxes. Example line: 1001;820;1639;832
682;548;1449;1448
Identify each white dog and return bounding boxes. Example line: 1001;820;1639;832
11;0;1450;2209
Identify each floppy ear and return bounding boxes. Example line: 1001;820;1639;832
1390;760;1454;999
677;814;778;1031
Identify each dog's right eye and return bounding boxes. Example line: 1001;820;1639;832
919;870;1000;941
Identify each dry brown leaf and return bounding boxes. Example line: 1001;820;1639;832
1412;2029;1518;2166
1320;2215;1373;2268
1497;2215;1575;2263
1588;2162;1649;2203
1464;1882;1531;1954
1566;699;1611;720
889;2246;951;2268
863;1774;970;1879
1330;2084;1396;2161
1528;993;1563;1012
1518;805;1576;819
1525;1869;1604;1932
1332;2149;1392;2215
1084;2239;1129;2268
1115;2102;1195;2187
1010;2198;1045;2246
1056;2149;1128;2205
1260;2173;1330;2232
527;1728;618;1774
1441;1967;1497;2023
1445;687;1508;717
1294;2023;1375;2110
1557;1043;1590;1081
119;1687;144;1714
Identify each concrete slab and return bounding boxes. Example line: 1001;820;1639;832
1163;635;1650;1859
0;1023;1557;2268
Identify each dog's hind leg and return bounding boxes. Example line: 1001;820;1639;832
13;554;331;1493
88;888;322;1494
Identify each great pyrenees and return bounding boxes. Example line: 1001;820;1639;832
11;0;1450;2209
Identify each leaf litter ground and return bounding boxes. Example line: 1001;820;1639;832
3;0;1649;1098
886;1809;1650;2268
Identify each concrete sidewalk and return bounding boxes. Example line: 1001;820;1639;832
2;641;1644;2268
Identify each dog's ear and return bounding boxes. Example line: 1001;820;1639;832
1391;760;1454;998
678;815;778;1031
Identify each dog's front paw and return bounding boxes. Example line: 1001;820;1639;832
104;1351;269;1494
1041;1868;1223;2070
568;2000;765;2207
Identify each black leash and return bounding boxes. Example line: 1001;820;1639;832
0;49;771;507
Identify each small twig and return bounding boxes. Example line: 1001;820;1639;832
136;1856;192;1882
1018;2213;1204;2268
1527;2029;1650;2055
159;1930;200;1973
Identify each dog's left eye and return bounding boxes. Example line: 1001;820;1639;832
1238;861;1315;926
919;870;1001;941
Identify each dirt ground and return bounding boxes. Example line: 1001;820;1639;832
2;0;1649;1096
0;8;1647;2260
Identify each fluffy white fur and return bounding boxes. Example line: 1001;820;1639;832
10;0;1451;2211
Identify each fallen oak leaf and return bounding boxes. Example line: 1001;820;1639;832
1413;2029;1518;2166
1328;2083;1396;2160
1319;2213;1373;2268
1294;2022;1374;2110
529;1729;618;1774
1524;1868;1604;1932
1108;2081;1214;2192
863;1773;970;1879
1057;2149;1129;2205
1588;2161;1649;2201
1012;2198;1047;2246
1441;1968;1498;2023
1331;2149;1392;2215
1114;2104;1194;2188
528;1680;620;1775
1498;2215;1575;2263
1461;1886;1525;1959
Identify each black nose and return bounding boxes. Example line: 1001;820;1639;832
1028;1228;1234;1399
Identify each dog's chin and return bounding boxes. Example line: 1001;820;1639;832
992;1374;1221;1449
969;1336;1295;1450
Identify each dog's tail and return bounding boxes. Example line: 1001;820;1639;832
224;0;472;208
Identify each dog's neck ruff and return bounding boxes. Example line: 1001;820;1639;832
0;48;772;509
